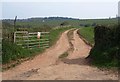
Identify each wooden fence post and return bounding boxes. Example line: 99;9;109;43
27;31;29;49
14;32;16;43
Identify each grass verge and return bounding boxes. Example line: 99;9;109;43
77;27;94;45
59;52;68;59
2;26;73;70
77;26;118;68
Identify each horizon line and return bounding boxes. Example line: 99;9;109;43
1;16;117;20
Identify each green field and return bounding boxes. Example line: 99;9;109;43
15;18;117;29
3;17;117;29
78;27;94;45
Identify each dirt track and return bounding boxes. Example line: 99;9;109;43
2;29;118;80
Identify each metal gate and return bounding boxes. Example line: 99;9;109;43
14;31;50;49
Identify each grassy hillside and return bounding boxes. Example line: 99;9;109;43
16;18;117;28
3;17;117;29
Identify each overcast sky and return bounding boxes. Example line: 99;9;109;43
1;0;120;19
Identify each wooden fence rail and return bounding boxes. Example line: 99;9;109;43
14;31;50;49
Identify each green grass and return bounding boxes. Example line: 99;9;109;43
2;26;73;66
78;27;94;45
15;18;117;28
90;46;119;68
59;52;68;59
2;39;44;64
77;27;118;67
